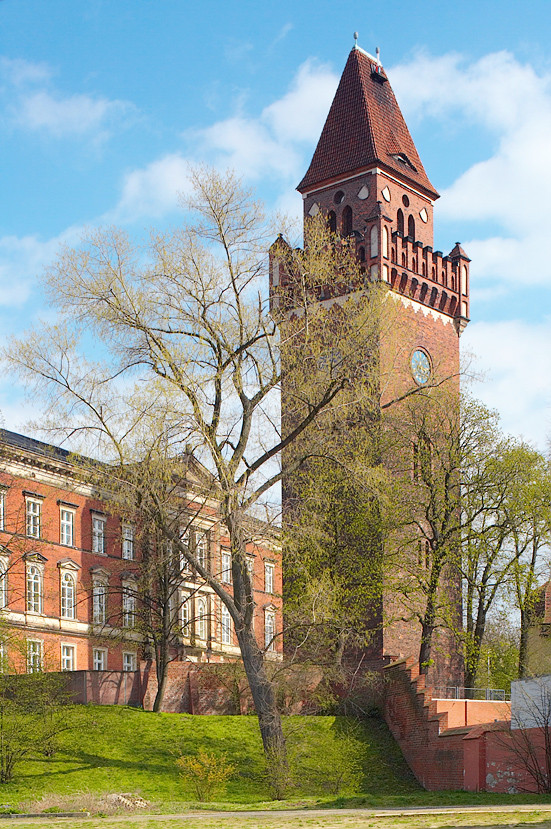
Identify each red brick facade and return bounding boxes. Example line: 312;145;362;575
0;429;282;676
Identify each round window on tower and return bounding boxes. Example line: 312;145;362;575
411;349;431;386
402;195;410;207
334;190;345;205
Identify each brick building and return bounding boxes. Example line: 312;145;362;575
273;44;469;682
0;428;282;676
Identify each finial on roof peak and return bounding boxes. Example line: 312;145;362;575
353;31;358;49
376;46;381;65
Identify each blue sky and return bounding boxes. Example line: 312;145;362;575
1;0;551;446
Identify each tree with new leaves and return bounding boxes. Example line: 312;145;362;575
5;168;391;764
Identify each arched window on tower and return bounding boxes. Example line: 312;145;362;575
382;226;389;258
327;211;337;234
422;261;427;276
397;209;404;235
370;225;378;257
408;214;415;240
342;205;353;236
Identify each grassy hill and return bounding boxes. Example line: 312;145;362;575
1;707;550;814
0;706;419;809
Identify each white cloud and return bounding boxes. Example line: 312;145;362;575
463;320;551;449
390;50;551;290
108;154;192;224
109;60;338;220
0;56;135;139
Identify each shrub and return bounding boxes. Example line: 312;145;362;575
176;750;235;801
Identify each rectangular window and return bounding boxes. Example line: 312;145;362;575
92;515;106;554
122;525;134;560
264;611;275;652
221;549;232;584
195;532;208;571
180;592;190;633
26;499;41;538
246;556;255;585
60;508;74;547
92;581;107;624
92;648;106;671
0;558;8;610
0;490;5;531
179;528;191;573
27;639;43;673
221;604;232;645
123;652;136;672
122;587;136;628
61;644;75;671
264;562;274;594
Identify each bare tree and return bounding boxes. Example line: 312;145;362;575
5;168;390;764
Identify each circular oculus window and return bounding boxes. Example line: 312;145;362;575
419;208;428;223
381;187;391;202
411;349;431;386
402;195;410;207
334;190;345;205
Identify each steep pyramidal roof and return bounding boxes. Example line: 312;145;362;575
297;47;438;198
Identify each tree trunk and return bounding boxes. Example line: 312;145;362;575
236;623;286;760
518;608;529;679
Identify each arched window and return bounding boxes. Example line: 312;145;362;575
341;205;353;236
412;257;417;273
327;211;336;233
408;214;415;240
221;604;232;645
422;261;427;276
451;274;457;291
26;564;42;614
432;266;436;280
462;264;468;295
265;609;276;651
443;271;448;287
410;278;418;298
420;283;428;303
449;296;457;315
122;582;136;628
196;597;207;641
430;287;438;306
358;246;365;262
397;209;404;235
401;252;406;267
391;246;396;263
382;226;389;259
92;578;107;624
61;572;75;619
370;224;378;257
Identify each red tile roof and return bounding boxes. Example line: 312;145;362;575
297;48;438;199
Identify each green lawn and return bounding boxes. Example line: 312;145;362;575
0;706;549;815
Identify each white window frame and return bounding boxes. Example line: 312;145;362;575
26;563;43;614
122;652;137;672
92;579;107;624
27;639;43;673
264;609;276;652
26;498;41;539
122;524;134;560
91;514;106;555
60;507;75;547
264;562;274;594
0;490;5;531
195;532;208;571
60;571;76;619
221;603;232;646
246;556;255;585
180;591;190;633
179;528;191;574
221;549;232;584
0;556;8;610
196;597;207;641
61;643;75;671
122;582;136;628
0;643;6;672
92;647;107;671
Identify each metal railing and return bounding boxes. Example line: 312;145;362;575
432;685;510;701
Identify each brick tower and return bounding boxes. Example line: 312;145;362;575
275;44;469;683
